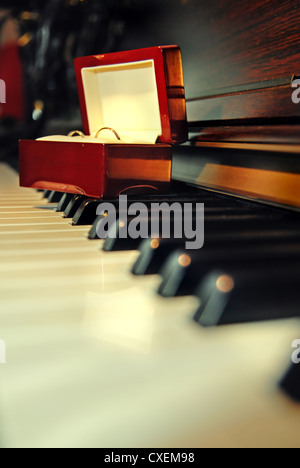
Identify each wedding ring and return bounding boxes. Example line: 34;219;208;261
95;127;121;140
68;130;85;138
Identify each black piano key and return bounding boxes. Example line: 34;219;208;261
132;221;300;276
72;199;101;226
89;188;292;245
103;217;151;251
88;215;104;240
104;236;143;252
199;199;249;209
202;206;267;215
133;238;186;275
47;191;65;204
280;361;300;402
42;190;52;199
63;195;87;219
193;263;300;326
102;207;205;251
103;203;284;252
200;212;284;224
56;193;75;212
91;213;174;244
107;210;298;253
202;217;300;240
102;208;196;251
158;241;300;297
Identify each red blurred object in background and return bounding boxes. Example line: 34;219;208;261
0;12;24;121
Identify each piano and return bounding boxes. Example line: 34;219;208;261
1;0;300;449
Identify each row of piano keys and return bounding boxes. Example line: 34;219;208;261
0;162;300;448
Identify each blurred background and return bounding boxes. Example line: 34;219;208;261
0;0;200;170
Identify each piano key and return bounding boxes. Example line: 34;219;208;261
102;213;196;252
56;193;75;213
0;208;58;218
0;215;69;226
0;253;140;304
47;191;65;204
158;242;300;297
201;205;268;215
194;263;300;326
103;207;282;252
88;194;252;241
2;318;299;448
103;218;146;251
0;230;92;246
201;216;300;239
72;199;102;226
133;238;186;275
0;239;103;258
88;215;105;240
0;249;105;273
42;190;52;199
0;200;50;209
0;223;88;236
0;194;44;201
280;362;300;402
133;224;300;276
63;195;88;218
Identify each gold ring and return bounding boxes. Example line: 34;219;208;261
95;127;121;140
68;130;85;138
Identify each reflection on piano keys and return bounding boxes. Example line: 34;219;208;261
1;163;300;448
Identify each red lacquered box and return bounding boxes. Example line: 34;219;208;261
19;45;187;198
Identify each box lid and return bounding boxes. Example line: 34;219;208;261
74;45;188;145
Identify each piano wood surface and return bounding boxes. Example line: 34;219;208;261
0;162;300;448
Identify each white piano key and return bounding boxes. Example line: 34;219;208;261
0;249;138;272
0;214;63;220
0;194;45;199
0;241;103;257
0;219;69;226
0;202;44;207
0;225;88;235
0;230;90;245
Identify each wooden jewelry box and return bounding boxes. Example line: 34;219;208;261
19;45;188;198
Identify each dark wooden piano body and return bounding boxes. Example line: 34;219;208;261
120;0;300;210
